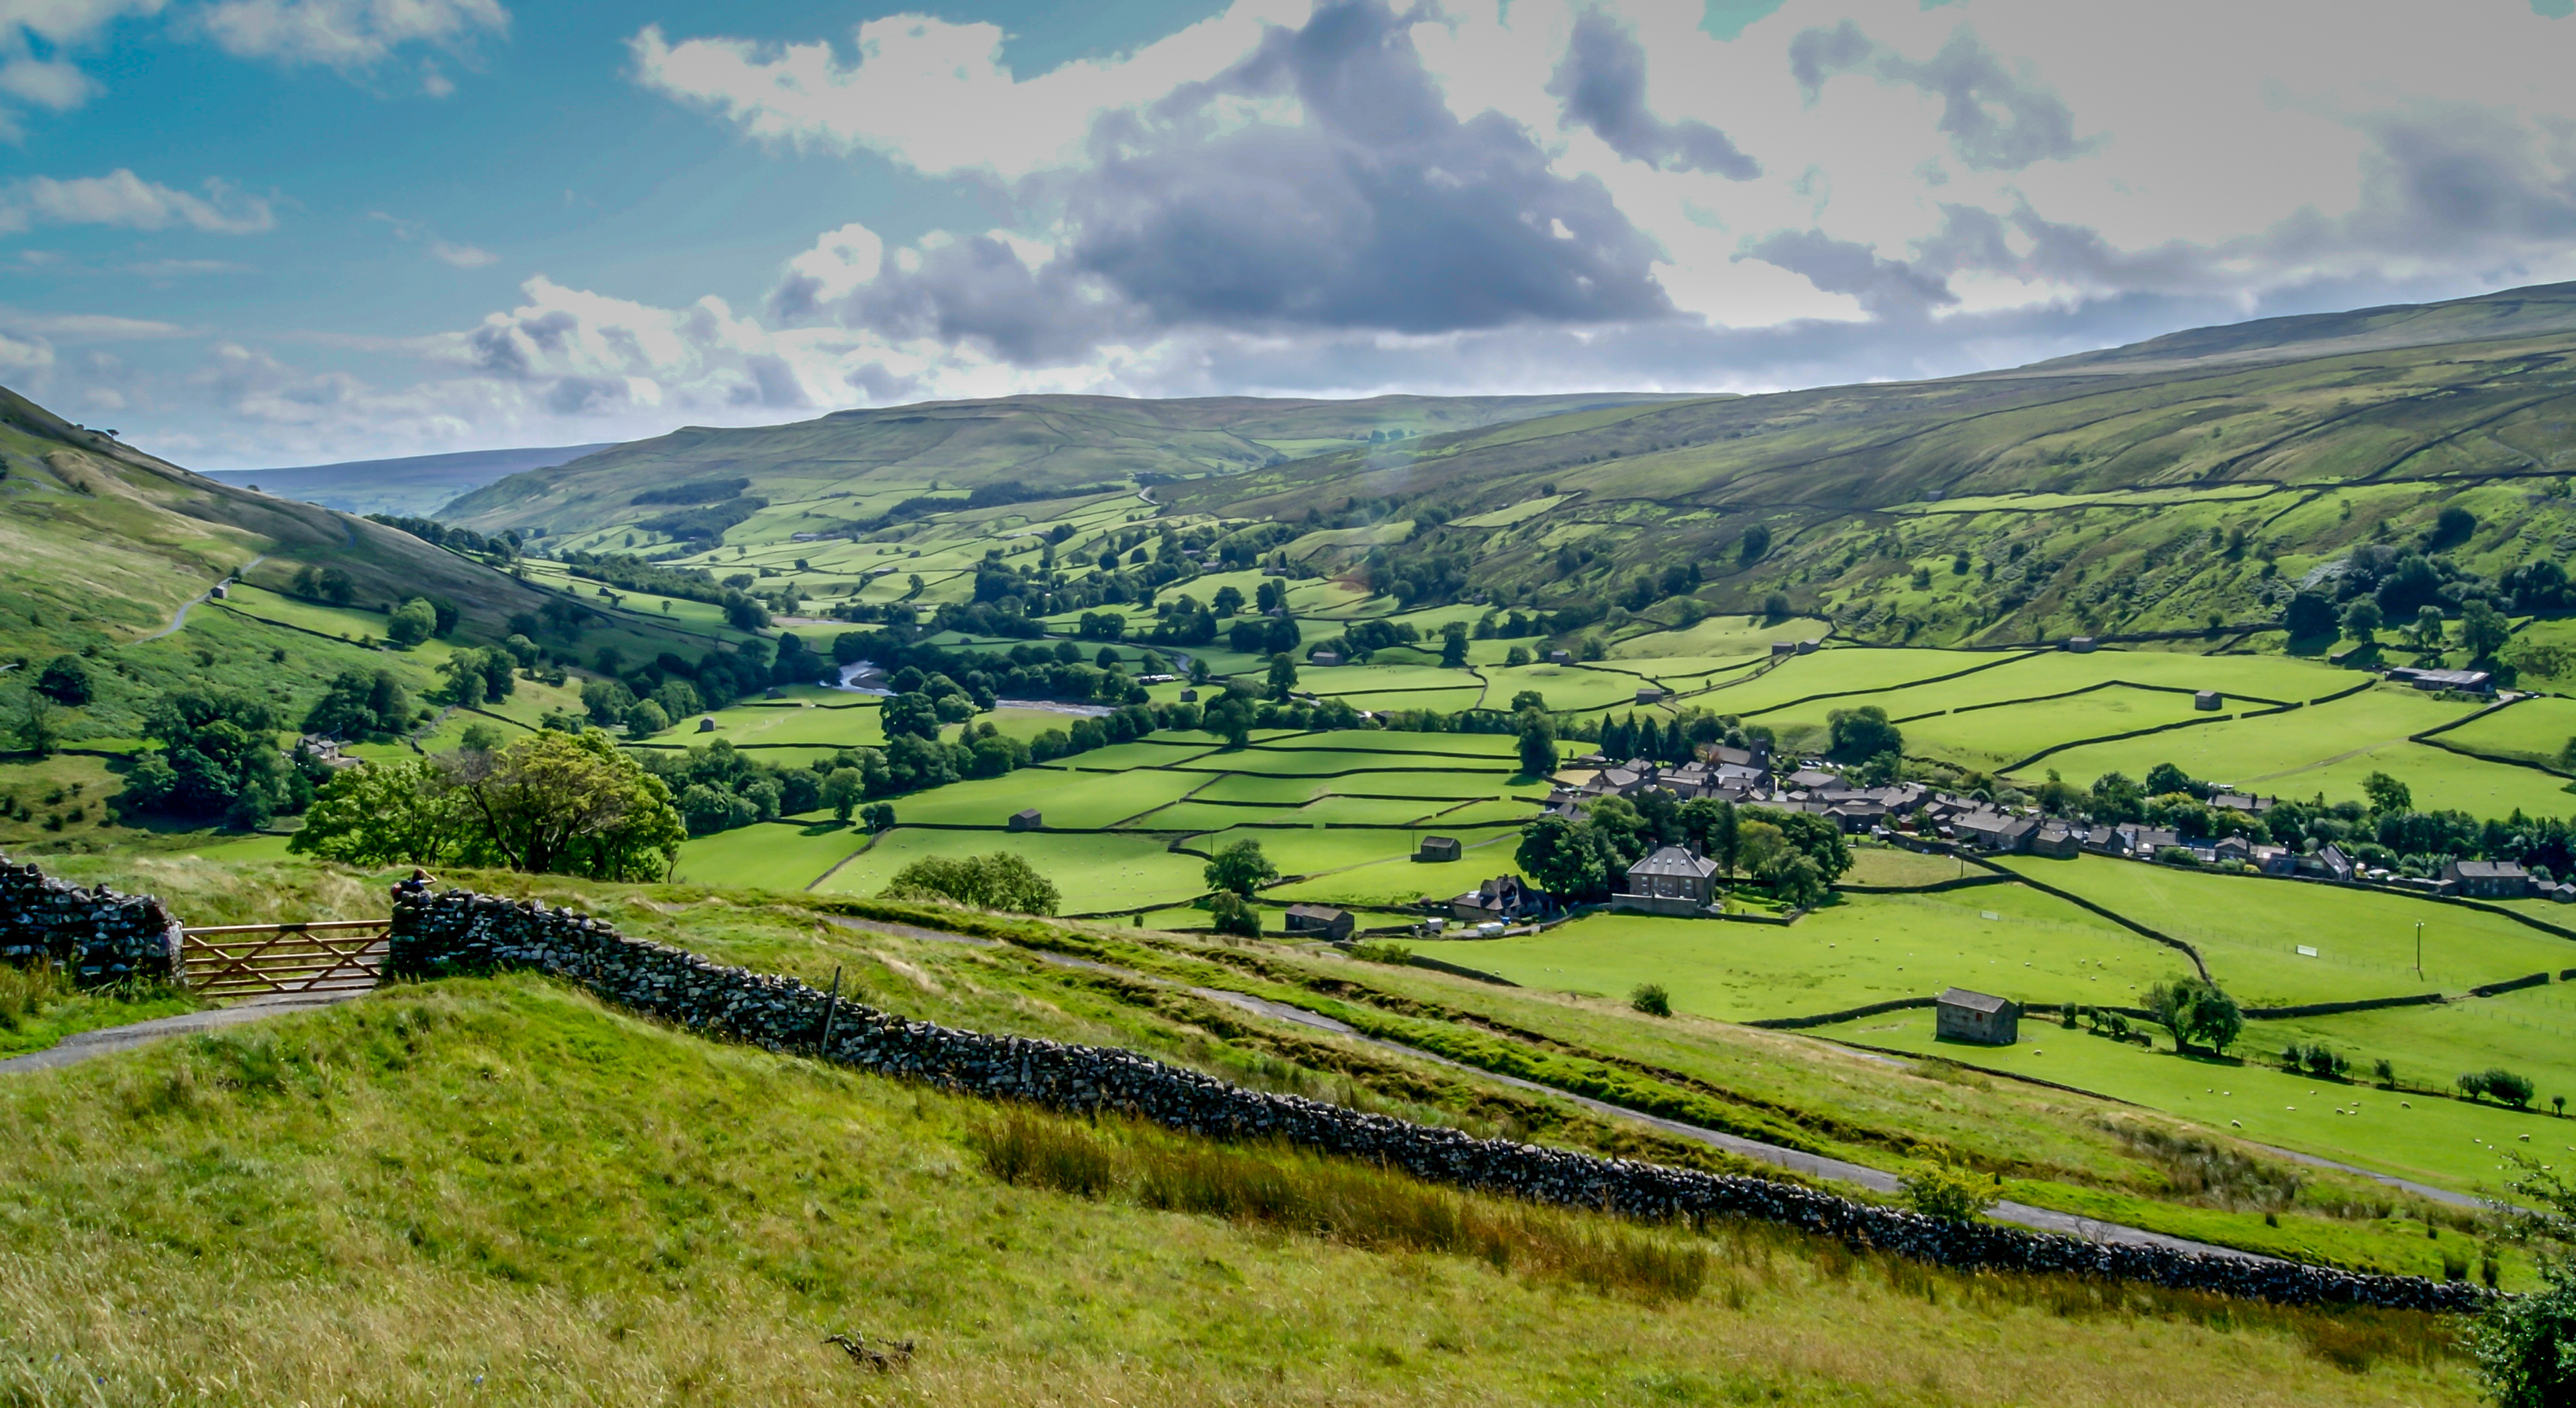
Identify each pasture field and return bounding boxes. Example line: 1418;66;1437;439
1688;648;2003;716
1994;856;2576;1003
1840;845;1983;887
1814;1001;2569;1200
1184;823;1483;882
888;768;1207;829
2434;695;2576;771
670;818;874;890
1900;687;2224;770
1605;614;1828;658
1475;663;1655;712
809;828;1208;912
1410;887;2186;1022
2025;686;2492;792
683;699;886;750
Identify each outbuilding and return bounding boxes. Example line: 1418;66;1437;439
697;716;718;732
1935;988;2020;1046
1284;904;1354;942
1007;808;1043;831
2445;859;2531;899
2193;690;2222;711
1416;835;1463;863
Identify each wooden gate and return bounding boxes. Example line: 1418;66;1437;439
180;920;388;999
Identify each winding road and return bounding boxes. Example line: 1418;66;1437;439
133;556;266;644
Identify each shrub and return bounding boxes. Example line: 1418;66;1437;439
1208;891;1261;937
1629;983;1671;1017
2460;1068;2537;1108
1898;1160;1995;1222
1347;941;1414;966
880;852;1061;915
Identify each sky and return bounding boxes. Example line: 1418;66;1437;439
3;0;2575;469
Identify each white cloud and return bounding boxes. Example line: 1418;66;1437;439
0;0;163;132
428;239;493;267
0;169;274;232
192;0;507;69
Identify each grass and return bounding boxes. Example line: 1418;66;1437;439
810;828;1210;912
2027;686;2487;794
1996;855;2576;1004
0;965;197;1059
882;768;1207;829
0;973;2479;1404
2436;696;2576;772
671;819;877;891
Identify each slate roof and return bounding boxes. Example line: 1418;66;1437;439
1937;988;2012;1014
1628;845;1718;881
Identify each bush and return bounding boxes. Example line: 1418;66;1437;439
1347;941;1413;966
1898;1160;1995;1222
1629;983;1671;1017
2475;1160;2576;1405
1208;891;1260;937
880;852;1061;915
2460;1068;2537;1108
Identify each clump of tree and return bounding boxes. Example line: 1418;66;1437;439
1898;1158;1995;1222
1208;891;1262;937
879;852;1060;915
2143;975;2242;1056
302;668;417;741
290;729;684;879
119;688;333;830
2459;1068;2537;1109
2278;1041;2350;1078
1514;798;1842;908
1204;839;1279;897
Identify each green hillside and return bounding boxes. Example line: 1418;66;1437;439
437;392;1686;547
1159;281;2576;643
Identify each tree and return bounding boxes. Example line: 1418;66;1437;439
860;802;897;833
1210;585;1244;617
2143;762;2195;798
1208;890;1262;937
1760;591;1790;623
1629;983;1671;1017
2088;771;2147;823
2410;604;2447;651
582;678;637;726
1516;814;1611;901
1509;689;1547;713
882;691;943;740
386;596;437;648
2472;1156;2576;1405
33;654;91;706
288;758;463;866
1439;626;1468;669
625;698;670;736
1750;807;1850;881
1826;705;1902;764
1204;695;1254;747
440;651;494;705
458;722;502;755
2143;975;2242;1055
1739;523;1770;565
1680;797;1737;873
1266;652;1298;701
2282;590;2338;640
2362;770;2412;814
450;729;685;879
820;767;866;821
305;668;413;740
2340;598;2382;644
10;688;61;756
1204;838;1278;897
1516;712;1559;779
119;688;300;827
882;852;1060;915
2461;599;2510;662
1757;850;1828;909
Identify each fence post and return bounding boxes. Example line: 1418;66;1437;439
818;966;843;1055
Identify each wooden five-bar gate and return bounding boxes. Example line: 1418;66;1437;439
180;919;389;999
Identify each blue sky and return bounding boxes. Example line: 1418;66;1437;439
3;0;2573;468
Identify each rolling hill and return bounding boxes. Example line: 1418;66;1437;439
202;442;617;518
435;392;1685;546
1160;281;2576;643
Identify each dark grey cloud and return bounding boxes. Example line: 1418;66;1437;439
1743;228;1955;318
784;0;1675;362
1789;21;2089;171
1548;9;1759;178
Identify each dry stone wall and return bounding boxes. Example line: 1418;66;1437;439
389;888;2493;1315
0;854;182;985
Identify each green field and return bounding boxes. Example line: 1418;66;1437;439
670;818;875;890
810;828;1211;911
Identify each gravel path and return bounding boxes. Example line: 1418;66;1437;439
132;555;266;644
0;988;370;1075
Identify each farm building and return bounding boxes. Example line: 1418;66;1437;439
2193;690;2222;711
1416;835;1462;862
1007;809;1043;831
1935;989;2020;1046
2065;636;2095;652
2030;822;2081;859
1453;875;1556;925
2387;666;2493;693
1545;649;1573;665
697;716;718;732
1283;905;1354;941
2302;843;2356;883
1770;642;1796;658
2444;859;2531;898
1635;686;1667;704
1309;650;1346;667
1612;846;1721;917
1955;811;2038;852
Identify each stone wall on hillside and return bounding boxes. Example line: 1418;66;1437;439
0;855;182;985
388;887;2493;1315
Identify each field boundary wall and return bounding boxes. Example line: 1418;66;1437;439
384;883;2489;1313
0;853;181;985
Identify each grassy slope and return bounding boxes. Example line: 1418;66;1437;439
1153;281;2576;643
439;392;1682;541
0;973;2473;1405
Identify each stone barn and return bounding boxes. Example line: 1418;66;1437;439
1007;809;1043;831
1935;988;2020;1045
1283;904;1354;942
1416;835;1462;863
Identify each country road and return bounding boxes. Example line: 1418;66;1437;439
133;555;266;644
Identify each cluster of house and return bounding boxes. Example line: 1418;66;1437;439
1551;745;1933;835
